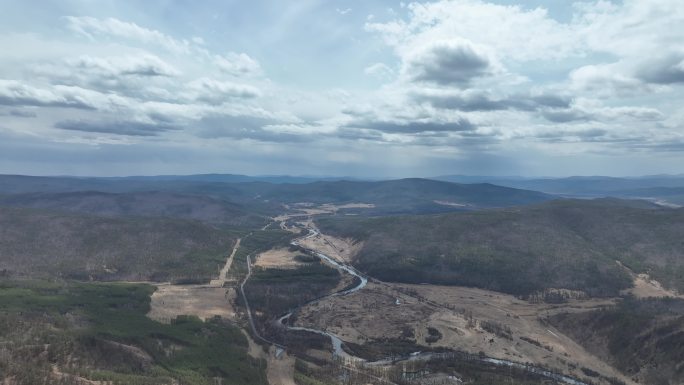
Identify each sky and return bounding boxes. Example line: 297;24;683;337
1;0;683;177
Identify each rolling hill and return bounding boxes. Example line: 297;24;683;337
0;175;555;215
436;174;684;199
241;178;554;213
317;198;684;296
0;190;266;227
0;206;241;282
550;296;684;385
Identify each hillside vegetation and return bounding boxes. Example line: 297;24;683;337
0;280;266;385
550;297;684;385
0;206;240;282
436;175;684;196
317;199;684;296
0;190;266;227
209;178;554;214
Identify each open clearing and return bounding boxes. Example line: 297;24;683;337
275;202;375;220
147;283;237;322
616;260;684;299
297;227;362;264
148;238;241;323
266;348;296;385
255;247;304;269
295;281;633;385
624;273;684;299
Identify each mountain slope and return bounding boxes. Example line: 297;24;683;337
0;190;266;227
550;297;684;385
0;206;240;282
239;178;554;214
317;199;684;296
436;175;684;196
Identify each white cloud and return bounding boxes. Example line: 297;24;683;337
2;2;684;176
215;53;262;76
72;54;180;77
0;80;129;111
569;63;661;97
573;1;684;57
65;16;194;54
401;38;497;87
185;77;261;104
364;62;394;79
32;54;180;91
366;1;580;62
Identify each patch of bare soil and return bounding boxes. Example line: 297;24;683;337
267;347;296;385
617;260;683;299
626;273;683;299
297;229;363;264
276;203;375;220
255;247;304;269
241;329;266;359
296;282;633;385
147;238;242;323
147;283;236;323
320;203;375;211
433;200;468;207
240;329;296;385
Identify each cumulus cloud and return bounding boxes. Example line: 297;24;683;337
574;1;684;58
2;2;684;176
355;0;684;155
403;39;494;86
636;54;684;84
570;62;673;98
366;1;580;61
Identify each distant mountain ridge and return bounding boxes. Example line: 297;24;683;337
434;174;684;195
0;175;554;215
0;190;266;227
100;173;369;184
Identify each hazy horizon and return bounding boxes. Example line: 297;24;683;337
4;171;684;180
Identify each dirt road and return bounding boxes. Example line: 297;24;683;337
210;238;241;287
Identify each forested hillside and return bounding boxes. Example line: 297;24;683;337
0;207;240;282
318;199;684;296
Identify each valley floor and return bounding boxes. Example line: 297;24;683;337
135;203;677;385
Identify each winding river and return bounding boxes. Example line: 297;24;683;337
273;226;590;385
274;229;367;360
